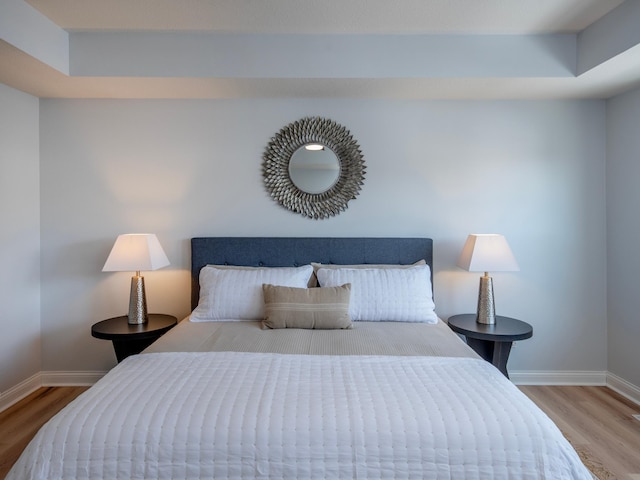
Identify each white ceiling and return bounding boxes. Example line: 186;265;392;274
2;0;640;100
22;0;626;34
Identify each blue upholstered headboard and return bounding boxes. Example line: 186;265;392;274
190;237;433;310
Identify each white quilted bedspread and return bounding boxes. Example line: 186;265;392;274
9;352;591;479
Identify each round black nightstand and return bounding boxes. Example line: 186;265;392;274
447;314;532;378
91;314;177;362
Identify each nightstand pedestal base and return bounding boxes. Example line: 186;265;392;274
111;337;159;363
465;337;514;378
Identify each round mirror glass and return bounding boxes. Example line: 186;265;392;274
288;144;340;194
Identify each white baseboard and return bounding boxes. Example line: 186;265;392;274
510;370;608;386
0;372;42;412
510;370;640;405
41;370;107;386
2;369;638;412
42;369;612;390
606;372;640;406
0;371;108;413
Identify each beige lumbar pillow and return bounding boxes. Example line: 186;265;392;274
262;283;352;329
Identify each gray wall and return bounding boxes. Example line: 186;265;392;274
0;84;41;393
607;86;640;387
37;98;607;374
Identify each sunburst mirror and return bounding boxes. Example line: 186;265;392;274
262;117;366;220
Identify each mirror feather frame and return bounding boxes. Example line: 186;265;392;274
262;116;366;220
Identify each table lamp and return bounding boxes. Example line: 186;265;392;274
102;233;170;325
457;234;519;325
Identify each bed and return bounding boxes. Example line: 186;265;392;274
8;237;592;479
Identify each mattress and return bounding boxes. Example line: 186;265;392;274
8;350;591;479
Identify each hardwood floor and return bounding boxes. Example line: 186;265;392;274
1;385;638;478
0;386;88;479
520;386;640;480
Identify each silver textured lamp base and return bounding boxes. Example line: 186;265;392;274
128;274;148;324
476;274;496;325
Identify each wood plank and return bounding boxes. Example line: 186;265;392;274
521;385;640;480
520;385;591;444
0;386;88;478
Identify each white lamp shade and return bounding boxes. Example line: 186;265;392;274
457;234;519;273
102;234;170;272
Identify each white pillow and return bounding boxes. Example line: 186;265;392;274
309;259;426;287
316;265;437;323
191;265;313;321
